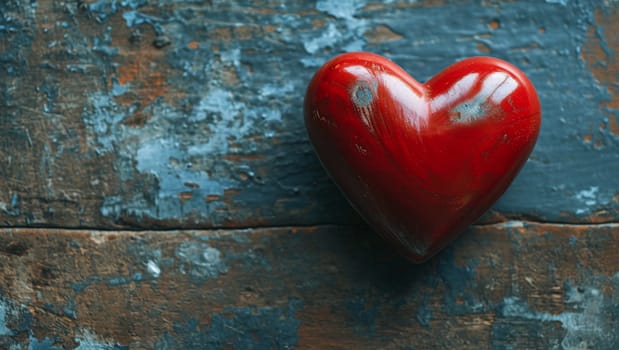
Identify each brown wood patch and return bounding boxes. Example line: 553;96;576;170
1;223;619;349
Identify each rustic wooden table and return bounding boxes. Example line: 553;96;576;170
1;0;618;349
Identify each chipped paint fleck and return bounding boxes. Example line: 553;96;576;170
575;186;599;207
496;220;525;229
176;242;227;279
74;328;126;350
146;260;161;278
573;186;612;215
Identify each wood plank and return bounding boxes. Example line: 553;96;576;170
0;1;617;229
1;223;619;349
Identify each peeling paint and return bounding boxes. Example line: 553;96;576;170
86;39;288;223
0;294;33;349
122;10;160;29
316;0;365;19
74;328;127;350
176;242;227;280
88;0;148;22
304;22;340;54
135;137;234;212
309;0;368;55
93;34;119;57
575;186;599;207
82;92;126;153
496;277;619;350
0;298;12;336
188;86;282;148
28;336;60;350
574;186;612;214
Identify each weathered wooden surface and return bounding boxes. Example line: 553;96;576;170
2;0;619;349
1;223;619;349
0;0;617;228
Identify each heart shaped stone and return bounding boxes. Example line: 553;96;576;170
304;52;541;263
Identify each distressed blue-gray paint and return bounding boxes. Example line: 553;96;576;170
28;336;61;350
366;0;619;222
74;329;128;350
155;299;302;350
88;0;148;22
67;233;272;297
28;337;61;350
0;297;13;336
495;281;619;349
91;0;619;226
176;241;227;280
346;294;378;336
1;0;615;228
438;248;483;315
63;297;78;320
106;276;132;286
0;294;35;349
1;224;619;348
26;329;128;350
71;276;102;293
415;298;433;329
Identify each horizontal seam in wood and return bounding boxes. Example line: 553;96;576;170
0;220;618;234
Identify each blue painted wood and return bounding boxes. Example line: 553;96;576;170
2;3;619;349
1;224;619;349
1;0;617;229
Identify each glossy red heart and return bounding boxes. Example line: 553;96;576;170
304;52;541;263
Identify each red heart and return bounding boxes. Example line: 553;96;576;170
304;52;541;263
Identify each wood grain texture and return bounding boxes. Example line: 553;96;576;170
1;223;619;349
0;0;617;229
1;0;619;349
